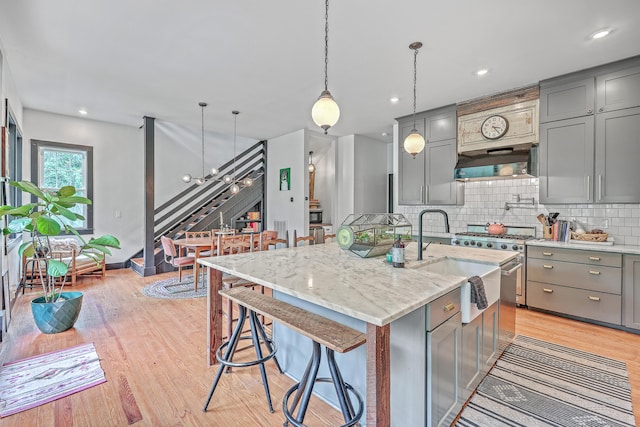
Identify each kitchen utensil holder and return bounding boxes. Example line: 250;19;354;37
543;226;553;239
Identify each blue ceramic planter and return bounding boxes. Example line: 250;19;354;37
31;291;83;334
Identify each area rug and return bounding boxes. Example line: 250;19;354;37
142;275;207;299
0;342;106;417
456;335;635;427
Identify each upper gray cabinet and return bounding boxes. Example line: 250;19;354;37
595;106;640;203
398;118;426;205
596;65;640;113
397;105;463;206
539;56;640;204
539;77;595;123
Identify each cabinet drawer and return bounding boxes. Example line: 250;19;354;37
426;288;461;332
527;246;621;267
527;281;621;325
527;258;621;294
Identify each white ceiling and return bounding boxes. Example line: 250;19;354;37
1;0;639;142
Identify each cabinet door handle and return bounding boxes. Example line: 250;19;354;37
420;185;424;203
598;175;603;201
443;303;456;312
589;270;601;275
587;108;593;114
543;265;554;269
542;252;553;256
588;256;601;261
543;288;553;293
586;176;591;201
598;107;604;112
588;296;601;302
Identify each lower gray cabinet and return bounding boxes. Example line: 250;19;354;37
427;311;462;427
461;301;499;403
623;255;640;330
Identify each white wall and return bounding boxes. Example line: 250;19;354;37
336;135;355;226
23;110;144;263
266;129;306;240
354;135;388;214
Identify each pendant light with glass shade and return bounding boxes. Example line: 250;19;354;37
181;104;253;193
311;0;340;134
404;42;426;158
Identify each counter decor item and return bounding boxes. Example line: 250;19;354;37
337;213;412;258
0;181;120;333
486;222;505;235
571;231;609;242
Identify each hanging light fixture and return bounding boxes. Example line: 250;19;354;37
404;42;426;158
311;0;340;134
308;151;316;173
182;104;253;193
182;102;210;185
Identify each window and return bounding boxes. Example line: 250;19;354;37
31;140;93;234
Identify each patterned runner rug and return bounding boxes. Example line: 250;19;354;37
142;275;207;299
456;335;635;427
0;343;106;417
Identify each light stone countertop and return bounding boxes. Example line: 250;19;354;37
198;242;518;326
527;239;640;255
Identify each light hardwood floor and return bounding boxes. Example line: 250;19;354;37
1;268;639;426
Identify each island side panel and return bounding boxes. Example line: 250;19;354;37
207;267;223;366
367;323;391;427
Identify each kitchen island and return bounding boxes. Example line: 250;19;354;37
198;242;517;426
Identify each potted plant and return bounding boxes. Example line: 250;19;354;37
0;181;120;333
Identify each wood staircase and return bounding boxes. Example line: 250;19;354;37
129;140;266;276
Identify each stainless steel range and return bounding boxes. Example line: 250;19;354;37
451;224;535;306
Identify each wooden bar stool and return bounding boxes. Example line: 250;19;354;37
205;288;366;427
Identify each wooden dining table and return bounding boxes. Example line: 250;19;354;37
173;237;214;289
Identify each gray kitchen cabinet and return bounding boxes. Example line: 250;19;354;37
426;139;463;205
461;301;499;403
426;109;457;142
539;57;640;204
397;105;462;206
540;77;595;123
623;255;640;330
527;246;622;325
596;65;640;113
427;311;461;427
398;118;426;205
390;288;461;427
594;106;640;203
539;116;595;203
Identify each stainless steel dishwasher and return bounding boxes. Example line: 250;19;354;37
499;257;522;353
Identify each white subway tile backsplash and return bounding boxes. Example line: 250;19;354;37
399;178;640;246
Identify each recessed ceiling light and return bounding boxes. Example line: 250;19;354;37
476;68;489;76
382;132;389;137
78;109;88;115
389;97;400;104
591;29;611;39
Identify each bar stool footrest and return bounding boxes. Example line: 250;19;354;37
282;378;364;427
216;335;278;368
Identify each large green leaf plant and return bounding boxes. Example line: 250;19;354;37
0;181;120;302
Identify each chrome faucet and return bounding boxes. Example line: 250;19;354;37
417;209;450;260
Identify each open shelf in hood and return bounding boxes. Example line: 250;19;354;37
454;145;537;181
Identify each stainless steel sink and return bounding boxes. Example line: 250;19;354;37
412;258;500;323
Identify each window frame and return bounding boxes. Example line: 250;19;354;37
31;139;94;235
4;99;23;251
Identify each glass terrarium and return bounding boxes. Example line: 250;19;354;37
337;213;413;258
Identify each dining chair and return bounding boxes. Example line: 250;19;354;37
184;230;213;256
293;230;315;247
324;233;336;243
217;235;263;343
160;236;196;284
261;230;289;251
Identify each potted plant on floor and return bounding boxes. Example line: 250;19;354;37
0;181;120;334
